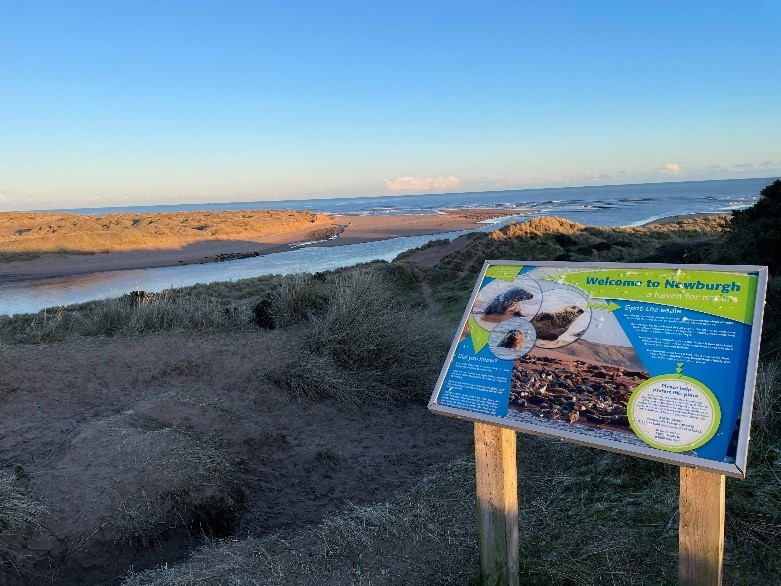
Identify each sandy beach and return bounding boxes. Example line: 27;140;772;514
0;209;530;282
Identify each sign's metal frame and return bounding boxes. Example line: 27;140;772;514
428;260;768;479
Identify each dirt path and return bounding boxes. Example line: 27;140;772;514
420;281;442;313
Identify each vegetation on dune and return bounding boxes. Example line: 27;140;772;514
722;179;781;274
425;214;731;320
269;267;451;406
714;179;781;349
0;209;334;257
120;432;781;586
0;289;257;344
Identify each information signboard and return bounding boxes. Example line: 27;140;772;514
429;261;768;478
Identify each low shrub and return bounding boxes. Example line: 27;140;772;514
270;272;329;327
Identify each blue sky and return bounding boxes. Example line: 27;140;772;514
1;1;780;210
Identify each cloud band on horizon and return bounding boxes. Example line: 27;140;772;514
385;176;461;192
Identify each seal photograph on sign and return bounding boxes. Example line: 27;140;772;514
470;275;543;330
488;318;537;360
531;287;591;348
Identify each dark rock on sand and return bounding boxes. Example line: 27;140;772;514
484;287;534;315
498;330;525;349
531;305;584;341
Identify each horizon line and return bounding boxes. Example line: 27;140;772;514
7;175;777;215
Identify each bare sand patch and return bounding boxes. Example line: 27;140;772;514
0;331;472;584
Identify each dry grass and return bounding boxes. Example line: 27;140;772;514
491;216;586;238
121;459;479;586
0;472;47;580
754;359;781;436
104;427;242;547
270;272;329;327
121;430;781;586
271;268;452;406
0;209;335;256
39;416;243;557
0;290;255;344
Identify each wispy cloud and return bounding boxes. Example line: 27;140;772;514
0;193;8;203
385;176;461;192
662;163;680;175
733;163;755;169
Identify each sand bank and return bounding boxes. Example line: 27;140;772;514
0;210;530;282
641;212;731;226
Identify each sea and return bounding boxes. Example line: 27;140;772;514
1;177;774;316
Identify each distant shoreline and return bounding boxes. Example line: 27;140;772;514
0;208;532;283
14;176;773;216
640;212;732;226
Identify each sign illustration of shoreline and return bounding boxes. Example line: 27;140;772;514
429;261;768;477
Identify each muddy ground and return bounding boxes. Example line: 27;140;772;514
0;332;473;584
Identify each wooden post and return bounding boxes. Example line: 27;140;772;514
474;422;519;586
679;467;726;586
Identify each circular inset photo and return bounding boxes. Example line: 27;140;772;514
488;318;537;360
532;288;591;348
471;276;543;330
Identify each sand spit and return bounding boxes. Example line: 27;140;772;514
0;209;503;282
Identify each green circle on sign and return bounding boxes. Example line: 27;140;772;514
627;374;721;453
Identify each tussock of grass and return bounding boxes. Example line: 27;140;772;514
271;268;452;405
0;472;46;579
109;428;242;547
753;359;781;436
48;419;243;552
270;272;328;327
